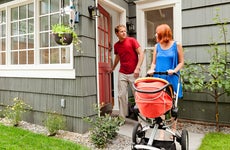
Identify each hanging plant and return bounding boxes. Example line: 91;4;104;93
51;24;81;47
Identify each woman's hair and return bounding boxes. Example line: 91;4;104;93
156;24;173;43
114;24;126;33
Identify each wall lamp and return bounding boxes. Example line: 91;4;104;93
126;22;136;35
88;6;100;18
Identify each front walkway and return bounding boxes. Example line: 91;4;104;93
118;118;204;150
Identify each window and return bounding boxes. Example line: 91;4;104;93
0;10;6;65
0;0;75;78
39;0;70;65
11;4;34;65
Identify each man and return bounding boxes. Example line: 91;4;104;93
111;24;144;119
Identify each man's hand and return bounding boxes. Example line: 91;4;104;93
134;68;140;78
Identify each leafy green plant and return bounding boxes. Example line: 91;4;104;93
83;105;125;148
44;111;66;136
181;9;230;131
3;97;32;126
51;24;81;51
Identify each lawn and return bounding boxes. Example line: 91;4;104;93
0;124;90;150
199;132;230;150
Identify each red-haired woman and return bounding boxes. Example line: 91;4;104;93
147;24;184;139
147;24;184;98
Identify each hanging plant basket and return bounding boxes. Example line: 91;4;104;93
53;33;73;45
51;24;79;46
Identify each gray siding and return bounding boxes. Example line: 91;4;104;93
180;0;230;124
0;0;98;134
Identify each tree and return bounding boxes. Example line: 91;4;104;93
181;10;230;131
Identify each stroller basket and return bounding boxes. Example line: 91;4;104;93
133;77;174;118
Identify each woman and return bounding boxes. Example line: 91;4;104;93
147;24;184;98
147;24;184;139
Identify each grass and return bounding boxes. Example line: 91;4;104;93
0;124;90;150
199;132;230;150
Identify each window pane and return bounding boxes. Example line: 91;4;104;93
11;22;18;35
0;39;6;51
19;5;27;19
28;19;34;33
40;49;49;64
40;0;49;15
40;32;49;47
40;16;48;31
11;51;18;64
19;20;27;34
0;24;6;37
28;34;34;48
11;7;18;21
50;48;59;64
50;33;57;47
28;50;34;64
11;37;18;50
19;51;27;64
145;7;173;47
50;14;59;27
19;35;27;49
28;3;34;18
0;11;6;23
61;48;70;63
50;0;59;13
0;53;6;65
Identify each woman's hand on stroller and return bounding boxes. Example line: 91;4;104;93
147;69;155;76
167;69;176;75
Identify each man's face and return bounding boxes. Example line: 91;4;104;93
116;27;127;40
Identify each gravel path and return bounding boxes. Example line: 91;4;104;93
0;118;229;150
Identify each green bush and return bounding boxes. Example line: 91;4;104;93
3;97;32;126
84;112;125;148
44;111;66;136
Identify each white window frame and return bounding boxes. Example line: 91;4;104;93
0;0;75;79
135;0;182;77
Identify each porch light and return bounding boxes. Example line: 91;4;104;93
126;22;136;35
88;5;100;18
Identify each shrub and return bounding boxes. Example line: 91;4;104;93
3;97;32;126
83;107;125;148
44;111;66;136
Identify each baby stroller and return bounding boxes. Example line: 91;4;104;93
131;72;189;150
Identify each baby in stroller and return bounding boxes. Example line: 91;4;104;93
131;72;189;150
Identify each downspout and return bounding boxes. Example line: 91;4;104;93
95;0;100;116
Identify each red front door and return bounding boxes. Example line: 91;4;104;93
98;5;113;113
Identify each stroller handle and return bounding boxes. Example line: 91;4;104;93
147;71;179;77
132;80;173;94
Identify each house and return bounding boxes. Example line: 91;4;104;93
0;0;229;134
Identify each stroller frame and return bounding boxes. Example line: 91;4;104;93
131;72;189;150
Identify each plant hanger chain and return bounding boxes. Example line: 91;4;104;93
58;0;75;29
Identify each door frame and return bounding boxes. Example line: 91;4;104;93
98;0;126;111
135;0;182;77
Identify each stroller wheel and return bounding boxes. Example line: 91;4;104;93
132;123;145;144
181;129;189;150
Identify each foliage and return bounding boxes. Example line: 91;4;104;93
199;132;230;150
0;124;89;150
181;9;230;131
44;111;66;136
83;105;125;148
3;97;32;126
51;24;82;52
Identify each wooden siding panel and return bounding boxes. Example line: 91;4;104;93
183;25;230;46
75;37;96;57
75;57;96;77
182;0;230;9
183;4;230;27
